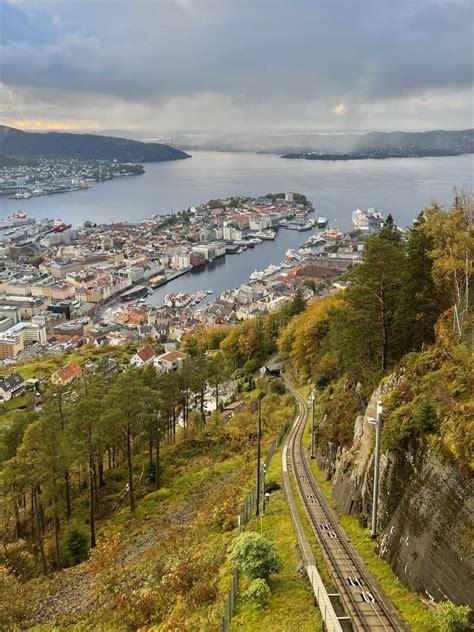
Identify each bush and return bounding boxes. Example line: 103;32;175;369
1;540;36;580
414;399;438;433
434;601;471;632
0;566;28;628
227;532;282;581
264;480;281;493
243;578;270;608
64;526;90;565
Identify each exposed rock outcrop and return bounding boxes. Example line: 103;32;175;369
317;376;474;607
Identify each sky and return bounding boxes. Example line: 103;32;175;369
0;0;473;134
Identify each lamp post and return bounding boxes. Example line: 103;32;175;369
262;462;267;516
310;387;316;459
369;401;383;539
256;394;262;517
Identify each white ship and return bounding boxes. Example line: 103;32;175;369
316;216;328;228
286;248;301;261
254;229;276;240
250;263;281;281
352;208;384;233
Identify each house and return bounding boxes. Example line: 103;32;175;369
222;400;245;420
130;345;156;367
0;372;25;402
154;350;187;373
260;358;283;377
51;361;82;385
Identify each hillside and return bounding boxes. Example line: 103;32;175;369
0;197;471;630
0;155;34;168
175;128;474;158
0;125;190;163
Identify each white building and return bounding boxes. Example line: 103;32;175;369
154;350;188;373
171;250;191;269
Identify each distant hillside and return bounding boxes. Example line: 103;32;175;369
0;126;190;163
0;154;34;168
175;129;474;159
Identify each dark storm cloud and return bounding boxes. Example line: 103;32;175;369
1;0;473;130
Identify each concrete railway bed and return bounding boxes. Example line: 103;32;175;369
283;379;404;632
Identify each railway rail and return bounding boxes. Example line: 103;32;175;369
284;379;404;631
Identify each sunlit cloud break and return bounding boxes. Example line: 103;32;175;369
333;103;346;115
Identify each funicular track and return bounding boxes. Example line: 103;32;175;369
284;379;404;631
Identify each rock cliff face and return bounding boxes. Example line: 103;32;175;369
317;377;474;607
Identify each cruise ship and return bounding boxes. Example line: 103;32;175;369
352;208;384;233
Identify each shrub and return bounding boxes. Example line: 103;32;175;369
414;399;438;433
227;532;282;581
434;601;471;632
0;565;28;628
64;526;90;565
264;480;281;494
243;578;270;608
1;540;36;579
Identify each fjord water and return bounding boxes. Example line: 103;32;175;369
0;151;471;303
0;151;472;228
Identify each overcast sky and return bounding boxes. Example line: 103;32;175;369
1;0;473;134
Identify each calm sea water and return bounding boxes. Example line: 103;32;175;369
0;151;472;303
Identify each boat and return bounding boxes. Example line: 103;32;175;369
207;289;214;294
352;208;384;233
250;269;265;281
10;191;31;200
254;229;276;240
286;249;301;261
53;220;72;233
284;220;312;231
121;285;149;301
316;216;328;228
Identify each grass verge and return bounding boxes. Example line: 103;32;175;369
230;447;322;632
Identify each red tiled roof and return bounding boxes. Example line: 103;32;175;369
52;361;82;384
137;345;156;362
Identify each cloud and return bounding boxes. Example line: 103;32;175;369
1;0;473;132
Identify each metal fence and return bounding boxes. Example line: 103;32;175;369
219;419;292;632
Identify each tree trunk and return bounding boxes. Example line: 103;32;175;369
33;488;47;573
13;496;21;540
98;455;105;488
200;386;205;415
92;458;99;503
89;455;96;548
53;514;61;568
148;438;153;470
155;433;160;490
64;470;72;519
126;424;136;512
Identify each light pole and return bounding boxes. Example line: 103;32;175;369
256;394;262;517
310;387;316;459
262;462;267;516
369;401;383;539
